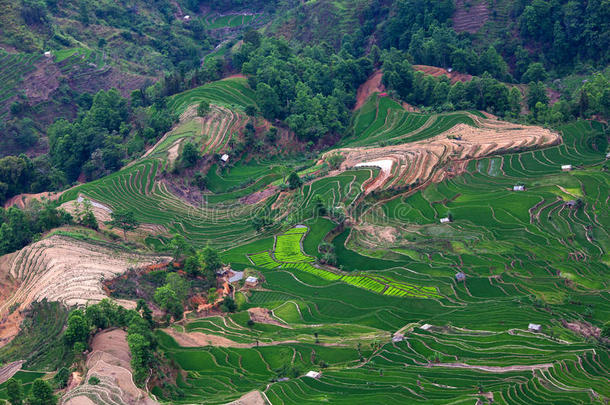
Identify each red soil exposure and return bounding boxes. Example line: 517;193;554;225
452;0;490;34
240;185;279;205
413;65;473;84
354;70;385;110
3;191;63;209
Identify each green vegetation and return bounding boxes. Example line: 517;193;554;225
0;1;609;404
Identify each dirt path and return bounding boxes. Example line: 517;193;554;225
225;390;268;405
0;360;25;384
354;70;384;110
425;361;553;373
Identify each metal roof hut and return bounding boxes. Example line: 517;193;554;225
528;323;542;332
513;185;525;191
245;276;259;286
455;271;466;282
561;164;573;171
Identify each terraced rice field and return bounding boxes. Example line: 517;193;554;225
342;94;476;148
202;13;264;29
164;119;610;405
167;77;256;114
43;76;609;404
0;51;41;112
247;226;441;299
59;78;266;248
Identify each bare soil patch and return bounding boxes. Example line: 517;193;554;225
63;329;158;405
561;320;601;339
240;186;279;205
4;191;63;209
0;360;24;384
163;328;299;348
23;59;61;104
225;391;268;405
0;235;168;326
326;115;560;195
354;70;384;110
248;307;290;328
413;65;473;84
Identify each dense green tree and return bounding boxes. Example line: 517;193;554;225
6;378;23;405
127;333;151;385
288;171;302;189
29;379;56;405
221;296;237;313
54;367;70;389
154;285;183;319
178;142;200;169
521;63;548;83
106;209;139;239
509;87;523;116
199;246;222;276
197;101;210;117
527;81;549;109
63;310;90;348
165;273;190;302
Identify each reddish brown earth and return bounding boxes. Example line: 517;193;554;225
3;191;63;209
413;65;473;83
561;320;601;339
354;70;385;110
240;185;279;204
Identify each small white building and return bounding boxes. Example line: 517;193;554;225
221;154;229;162
447;67;453;73
561;165;573;171
245;276;258;286
420;324;432;331
183;15;191;21
455;271;466;282
513;185;525;191
392;334;404;343
44;51;52;58
440;217;451;224
305;371;321;379
528;323;542;332
605;152;610;159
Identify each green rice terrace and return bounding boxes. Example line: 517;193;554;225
0;2;609;404
0;51;41;114
150;116;609;404
2;77;609;405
